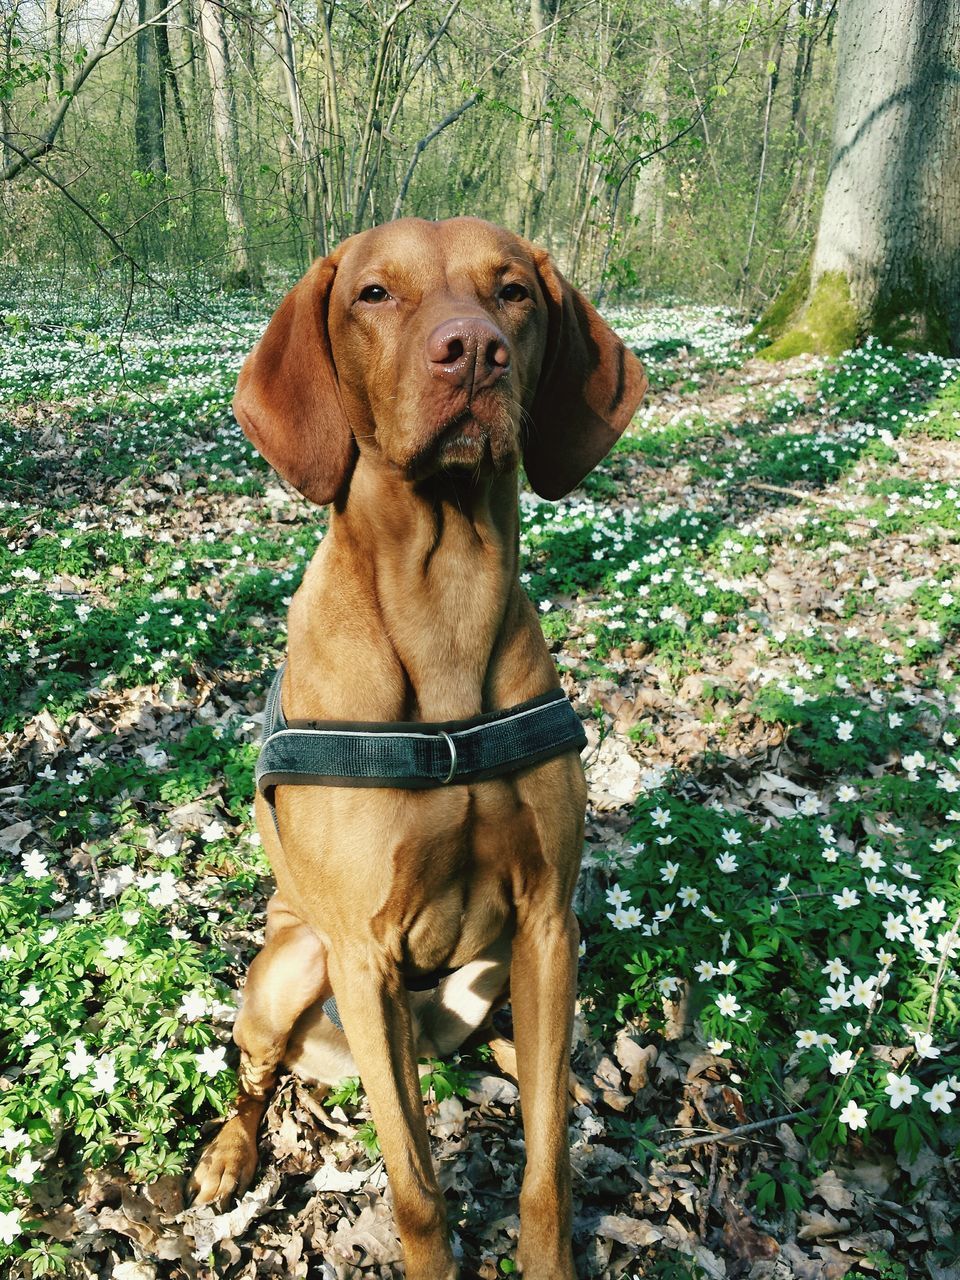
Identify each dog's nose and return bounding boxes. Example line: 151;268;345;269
426;317;511;391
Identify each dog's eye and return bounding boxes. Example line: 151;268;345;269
358;284;390;303
500;282;529;303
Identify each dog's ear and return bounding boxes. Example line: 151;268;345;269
524;251;647;500
233;257;355;505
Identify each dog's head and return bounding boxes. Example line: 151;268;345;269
233;217;647;504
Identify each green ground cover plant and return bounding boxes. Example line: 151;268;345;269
1;286;959;1274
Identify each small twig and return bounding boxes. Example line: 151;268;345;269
657;1106;815;1154
736;480;850;509
926;907;960;1037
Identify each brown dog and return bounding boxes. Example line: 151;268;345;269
188;217;646;1279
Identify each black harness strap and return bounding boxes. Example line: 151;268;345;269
256;665;586;799
255;665;586;1028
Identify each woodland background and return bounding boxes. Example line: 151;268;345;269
1;0;835;308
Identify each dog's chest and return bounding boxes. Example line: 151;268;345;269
392;761;585;972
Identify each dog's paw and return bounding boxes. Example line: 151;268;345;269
187;1117;259;1206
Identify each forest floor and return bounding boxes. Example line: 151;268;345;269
1;281;959;1280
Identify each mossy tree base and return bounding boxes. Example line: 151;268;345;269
752;265;957;361
753;270;859;361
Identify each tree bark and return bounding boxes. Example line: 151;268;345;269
198;0;258;287
45;0;63;108
276;0;320;262
506;0;552;238
760;0;960;356
136;0;168;177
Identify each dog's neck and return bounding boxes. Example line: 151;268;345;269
328;454;538;720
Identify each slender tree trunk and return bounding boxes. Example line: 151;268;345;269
738;20;786;307
136;0;168;177
45;0;63;108
760;0;960;356
198;0;257;287
507;0;551;237
630;35;668;253
276;0;319;261
318;0;345;243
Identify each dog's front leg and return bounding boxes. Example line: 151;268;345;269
328;944;457;1280
511;907;579;1280
188;897;331;1205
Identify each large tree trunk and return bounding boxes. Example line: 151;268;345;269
758;0;960;357
198;0;258;287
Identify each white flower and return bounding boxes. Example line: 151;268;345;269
179;992;209;1022
715;853;738;873
195;1045;228;1078
717;959;737;976
914;1032;941;1060
0;1208;22;1245
902;751;925;772
102;937;128;961
91;1056;118;1094
605;884;631;907
883;913;907;941
829;1050;856;1075
837;785;857;802
925;897;948;923
659;861;679;884
649;806;671;828
0;1128;28;1152
795;1029;818;1049
21;850;49;880
822;957;850;982
20;984;42;1007
836;722;854;742
833;887;860;910
657;976;680;996
201;820;227;843
677;886;701;907
148;870;179;907
10;1152;40;1184
715;993;740;1017
720;828;741;846
707;1039;731;1055
838;1100;868;1131
65;1040;95;1079
858;847;884;871
923;1081;956;1114
694;961;717;981
821;984;852;1012
39;928;57;945
885;1073;919;1109
849;976;876;1008
74;898;94;918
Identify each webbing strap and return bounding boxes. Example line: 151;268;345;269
256;665;586;795
256;665;586;1019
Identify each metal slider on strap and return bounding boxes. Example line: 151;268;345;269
438;730;458;784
